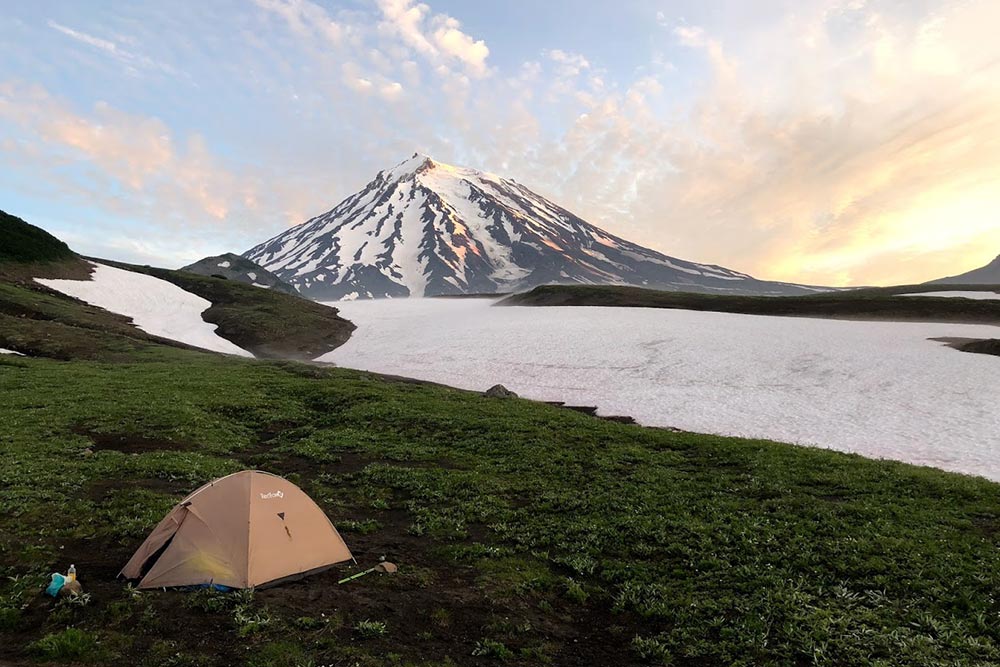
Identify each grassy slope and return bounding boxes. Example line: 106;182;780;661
180;253;300;296
97;259;354;360
0;210;76;264
500;283;1000;324
0;261;354;361
0;211;353;360
0;281;170;361
0;211;91;282
1;346;998;666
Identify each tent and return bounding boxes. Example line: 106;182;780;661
120;470;353;589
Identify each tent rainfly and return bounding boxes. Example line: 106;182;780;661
120;470;353;589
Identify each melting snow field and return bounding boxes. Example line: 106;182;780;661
900;291;1000;300
37;263;252;357
321;298;1000;480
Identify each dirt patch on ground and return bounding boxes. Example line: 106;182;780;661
85;477;189;502
238;445;466;480
73;426;196;455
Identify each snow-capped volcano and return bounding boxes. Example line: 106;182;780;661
245;154;818;300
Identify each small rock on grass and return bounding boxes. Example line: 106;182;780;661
483;384;518;399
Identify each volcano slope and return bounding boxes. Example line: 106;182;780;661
1;297;999;665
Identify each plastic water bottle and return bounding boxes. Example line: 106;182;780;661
67;564;76;582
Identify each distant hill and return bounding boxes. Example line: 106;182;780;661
181;253;299;296
927;254;1000;285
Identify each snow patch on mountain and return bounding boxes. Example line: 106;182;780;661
36;262;252;356
901;291;1000;300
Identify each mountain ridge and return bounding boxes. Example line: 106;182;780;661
245;154;825;300
927;254;1000;285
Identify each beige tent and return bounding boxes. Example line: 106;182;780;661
121;470;353;589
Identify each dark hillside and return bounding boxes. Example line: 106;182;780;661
0;210;91;280
500;283;1000;324
0;209;75;263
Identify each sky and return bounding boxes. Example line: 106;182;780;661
1;0;998;286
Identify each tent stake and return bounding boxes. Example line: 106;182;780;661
338;567;375;584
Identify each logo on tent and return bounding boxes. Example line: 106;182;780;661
259;491;284;500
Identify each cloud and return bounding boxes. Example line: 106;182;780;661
379;81;404;100
376;0;435;55
375;0;490;77
463;0;1000;286
431;17;489;77
545;49;590;77
0;82;284;238
626;1;1000;285
46;20;176;76
253;0;345;46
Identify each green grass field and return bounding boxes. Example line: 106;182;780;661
1;344;999;666
1;220;999;665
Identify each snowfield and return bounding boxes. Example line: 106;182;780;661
37;263;252;357
320;299;1000;480
901;290;1000;300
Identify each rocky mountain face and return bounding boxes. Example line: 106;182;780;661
927;254;1000;285
181;253;298;295
245;154;824;300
